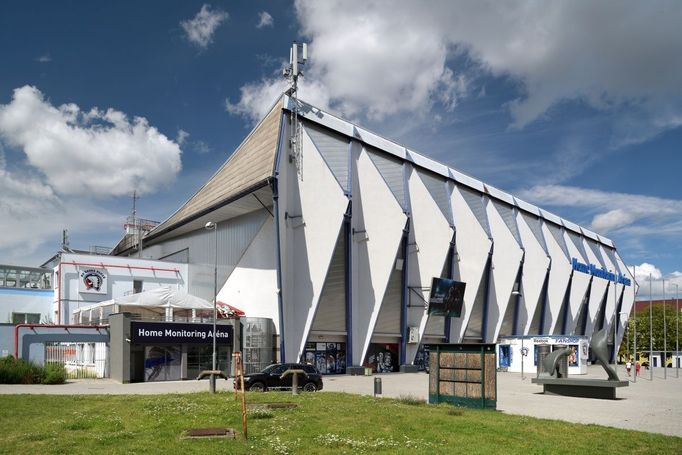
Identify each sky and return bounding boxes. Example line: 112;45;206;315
0;1;681;298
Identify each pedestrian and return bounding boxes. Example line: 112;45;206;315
635;361;641;376
625;359;632;376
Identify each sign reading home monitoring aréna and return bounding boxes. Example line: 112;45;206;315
571;258;631;286
131;321;232;345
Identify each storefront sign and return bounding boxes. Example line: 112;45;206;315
79;268;107;294
571;258;631;286
131;321;232;345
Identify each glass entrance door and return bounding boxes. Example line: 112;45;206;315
187;345;231;379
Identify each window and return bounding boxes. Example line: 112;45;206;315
133;280;143;294
12;313;41;324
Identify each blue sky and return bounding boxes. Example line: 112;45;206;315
1;1;680;297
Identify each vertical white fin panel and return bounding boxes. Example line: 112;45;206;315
449;185;492;341
516;213;551;335
407;168;452;361
487;202;524;341
282;128;348;361
541;222;572;334
352;146;406;365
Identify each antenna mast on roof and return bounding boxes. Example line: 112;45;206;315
283;41;307;179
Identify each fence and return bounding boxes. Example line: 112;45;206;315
44;342;108;379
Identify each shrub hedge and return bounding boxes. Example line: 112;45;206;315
0;356;66;384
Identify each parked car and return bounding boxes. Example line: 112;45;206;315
236;363;323;392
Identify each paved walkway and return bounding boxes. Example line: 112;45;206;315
1;366;680;437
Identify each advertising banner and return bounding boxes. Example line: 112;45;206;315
131;321;233;345
428;277;466;317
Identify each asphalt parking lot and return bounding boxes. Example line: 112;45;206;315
1;365;680;437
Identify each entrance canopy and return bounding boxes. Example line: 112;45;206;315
73;286;243;324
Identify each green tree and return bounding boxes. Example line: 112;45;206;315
619;304;682;360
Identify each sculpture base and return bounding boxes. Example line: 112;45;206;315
531;377;628;400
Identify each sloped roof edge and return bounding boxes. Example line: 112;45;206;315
145;97;284;241
284;96;615;248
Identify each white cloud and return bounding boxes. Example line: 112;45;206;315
176;129;189;146
226;75;332;125
628;263;682;298
227;0;682;144
181;4;228;49
36;54;51;63
518;185;682;236
257;11;273;28
0;85;182;197
0;161;120;265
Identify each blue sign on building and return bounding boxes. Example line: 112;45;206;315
571;258;631;286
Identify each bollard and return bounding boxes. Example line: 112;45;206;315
374;377;382;397
292;371;299;395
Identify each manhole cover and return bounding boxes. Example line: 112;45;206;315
184;428;236;439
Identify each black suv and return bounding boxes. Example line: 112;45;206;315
237;363;323;392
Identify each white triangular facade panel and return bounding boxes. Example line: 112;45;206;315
352;147;407;365
418;169;453;225
492;200;522;247
521;212;548;254
303;122;350;192
406;168;452;361
459;187;491;238
541;222;572;334
366;147;408;211
561;230;591;334
581;235;610;337
279;127;349;361
486;201;524;341
217;216;277;320
449;185;492;341
516;212;550;335
599;247;619;336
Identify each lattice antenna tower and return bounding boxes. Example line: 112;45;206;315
283;41;307;179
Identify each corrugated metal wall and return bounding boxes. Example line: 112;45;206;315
373;258;402;336
311;230;346;333
146;209;270;301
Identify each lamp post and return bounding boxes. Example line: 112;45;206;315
205;221;218;394
649;273;653;381
633;265;637;383
613;274;617;364
663;279;667;379
675;284;680;378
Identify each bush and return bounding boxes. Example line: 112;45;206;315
0;356;66;385
42;362;66;384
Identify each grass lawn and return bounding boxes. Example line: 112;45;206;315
0;391;679;454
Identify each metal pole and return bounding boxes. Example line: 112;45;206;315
212;222;218;393
521;336;525;381
663;279;667;379
633;265;637;383
613;275;617;364
650;273;653;381
676;284;679;378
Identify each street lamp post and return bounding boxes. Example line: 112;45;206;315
649;273;653;381
663;279;667;379
675;284;680;378
205;221;219;394
633;265;637;383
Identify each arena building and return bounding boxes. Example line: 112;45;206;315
121;95;636;374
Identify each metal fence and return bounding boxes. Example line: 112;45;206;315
44;342;108;379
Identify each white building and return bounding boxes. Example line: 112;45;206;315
54;253;188;324
123;95;636;373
